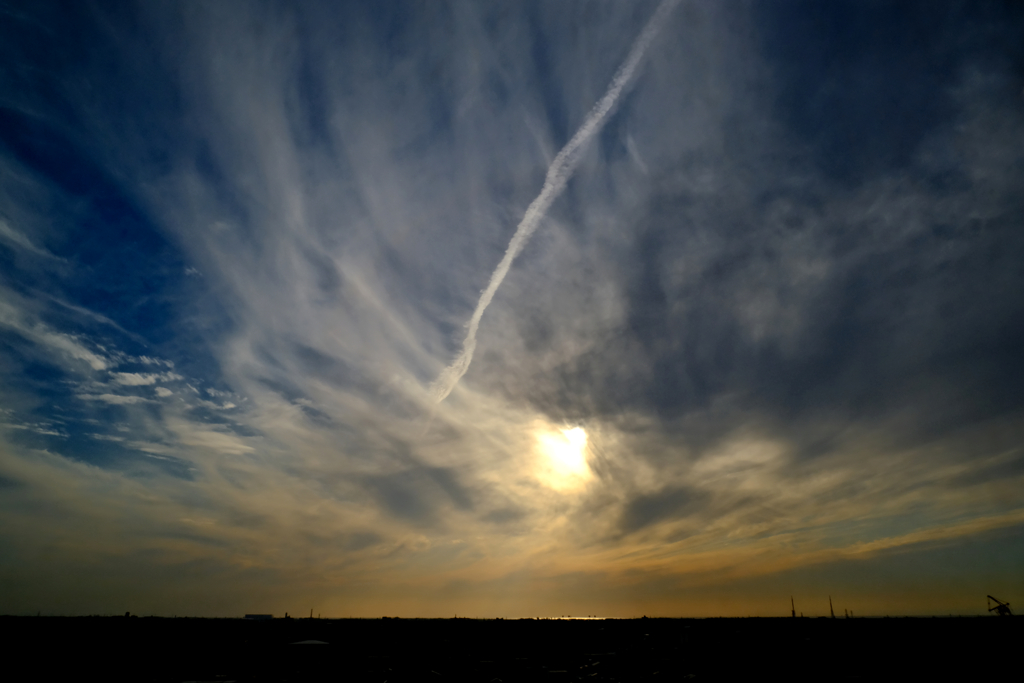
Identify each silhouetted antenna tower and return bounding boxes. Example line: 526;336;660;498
791;596;796;618
829;596;835;619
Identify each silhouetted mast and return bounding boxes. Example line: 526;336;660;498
791;596;796;618
829;596;835;619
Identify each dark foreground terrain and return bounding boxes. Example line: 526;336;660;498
4;614;1019;681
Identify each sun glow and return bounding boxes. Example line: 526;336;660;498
535;426;592;491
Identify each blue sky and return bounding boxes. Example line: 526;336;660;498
1;0;1023;617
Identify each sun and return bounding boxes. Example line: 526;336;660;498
534;426;592;491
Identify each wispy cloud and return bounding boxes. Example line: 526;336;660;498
431;0;681;403
0;296;110;371
0;0;1022;617
78;394;152;405
110;372;183;386
0;218;63;260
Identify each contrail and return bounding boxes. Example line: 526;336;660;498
432;0;680;404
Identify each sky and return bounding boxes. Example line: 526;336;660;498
1;0;1023;618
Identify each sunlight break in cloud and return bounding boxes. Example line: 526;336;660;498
431;0;682;404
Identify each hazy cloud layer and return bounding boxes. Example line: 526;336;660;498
1;0;1022;617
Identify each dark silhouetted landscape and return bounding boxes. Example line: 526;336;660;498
5;614;1019;681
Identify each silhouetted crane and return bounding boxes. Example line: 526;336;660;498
987;595;1013;616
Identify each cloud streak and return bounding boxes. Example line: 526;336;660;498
431;0;681;403
0;218;62;260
